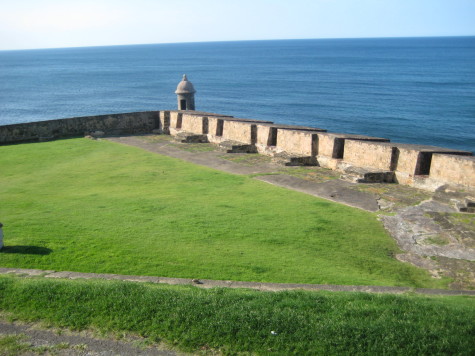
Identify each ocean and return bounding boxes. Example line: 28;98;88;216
0;37;474;152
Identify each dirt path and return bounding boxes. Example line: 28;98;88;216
0;319;181;356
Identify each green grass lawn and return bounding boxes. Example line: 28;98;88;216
0;138;446;288
1;275;474;355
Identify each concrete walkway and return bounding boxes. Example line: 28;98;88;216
1;268;474;296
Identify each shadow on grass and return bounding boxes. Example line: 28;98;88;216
1;246;52;255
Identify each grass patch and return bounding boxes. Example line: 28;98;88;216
0;333;71;356
0;334;31;356
1;275;474;355
220;153;274;165
140;134;174;143
351;184;431;210
425;235;450;246
0;138;446;288
170;142;216;152
280;166;340;183
448;213;475;229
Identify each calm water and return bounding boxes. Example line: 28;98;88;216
1;37;474;152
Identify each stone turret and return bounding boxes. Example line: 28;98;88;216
175;74;196;110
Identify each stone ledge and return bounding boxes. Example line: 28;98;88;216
1;267;474;296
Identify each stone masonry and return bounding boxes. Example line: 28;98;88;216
0;109;473;190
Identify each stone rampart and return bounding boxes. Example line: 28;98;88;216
275;129;320;157
159;111;170;134
1;109;473;190
216;118;272;145
342;140;472;186
223;120;257;144
163;110;233;137
181;113;208;134
343;141;396;171
0;111;160;144
429;154;475;188
256;123;326;154
317;133;389;160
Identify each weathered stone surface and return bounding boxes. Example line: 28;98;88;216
1;110;474;189
180;113;207;134
381;200;475;261
339;163;396;183
256;123;326;148
430;154;475;188
219;140;258;153
222;120;258;144
342;140;473;187
158;111;170;134
343;140;395;171
173;132;209;143
275;129;320;157
393;144;471;182
0;111;161;144
318;133;389;160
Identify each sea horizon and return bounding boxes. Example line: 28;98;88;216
1;36;474;152
1;35;474;52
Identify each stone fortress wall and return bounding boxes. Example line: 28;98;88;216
0;112;160;144
160;110;475;190
0;109;474;190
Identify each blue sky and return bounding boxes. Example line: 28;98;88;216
1;0;474;50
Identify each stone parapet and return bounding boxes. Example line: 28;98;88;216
317;133;389;160
342;140;473;187
222;120;258;145
429;154;475;188
256;123;326;149
0;111;160;144
158;111;170;134
1;110;474;190
213;118;272;145
275;129;320;157
343;141;396;171
392;144;471;178
181;113;208;135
